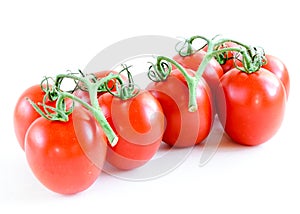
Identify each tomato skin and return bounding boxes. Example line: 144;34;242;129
98;90;164;170
147;69;213;148
14;85;56;150
262;54;290;98
215;68;286;146
173;50;224;96
25;105;107;194
233;54;290;99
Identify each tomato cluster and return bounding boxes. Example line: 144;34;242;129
13;35;289;194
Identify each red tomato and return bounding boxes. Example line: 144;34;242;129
74;70;126;103
14;85;56;150
262;54;290;98
173;50;224;97
147;69;213;148
98;90;164;170
215;68;286;146
25;105;107;194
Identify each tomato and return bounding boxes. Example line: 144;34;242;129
74;70;126;103
215;68;286;146
147;69;213;148
262;54;290;98
173;50;224;97
25;105;107;194
98;90;164;170
13;85;56;150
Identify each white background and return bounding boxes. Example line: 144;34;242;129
1;0;300;213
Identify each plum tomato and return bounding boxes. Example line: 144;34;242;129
215;68;286;146
147;69;213;148
98;90;165;170
25;105;107;194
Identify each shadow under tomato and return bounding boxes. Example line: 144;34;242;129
100;115;265;181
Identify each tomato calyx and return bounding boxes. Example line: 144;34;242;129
239;46;267;73
105;65;140;100
26;70;123;147
26;76;74;122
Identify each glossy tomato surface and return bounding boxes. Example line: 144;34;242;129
262;54;290;98
98;90;164;170
147;69;213;148
216;68;286;146
25;105;107;194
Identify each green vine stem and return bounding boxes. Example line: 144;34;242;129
182;35;267;73
149;35;267;112
28;72;124;147
149;56;199;112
